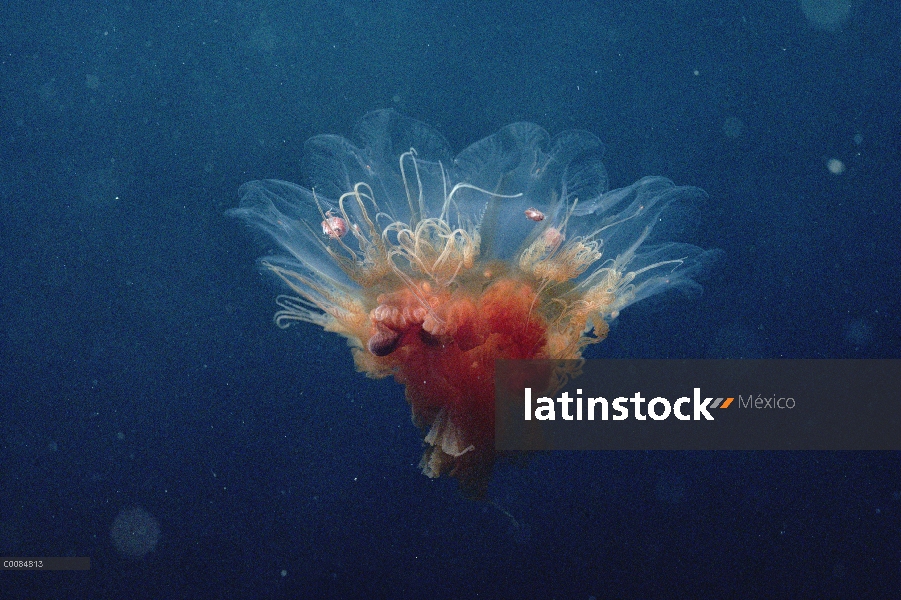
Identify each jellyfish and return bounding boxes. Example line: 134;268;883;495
110;506;161;559
231;110;717;498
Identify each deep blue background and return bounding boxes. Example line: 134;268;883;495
1;0;899;597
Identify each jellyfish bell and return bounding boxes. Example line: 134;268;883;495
231;110;718;498
110;506;161;559
799;0;852;31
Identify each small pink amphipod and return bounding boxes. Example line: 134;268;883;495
321;211;348;239
524;207;545;222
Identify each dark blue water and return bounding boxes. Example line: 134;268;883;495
1;0;899;597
